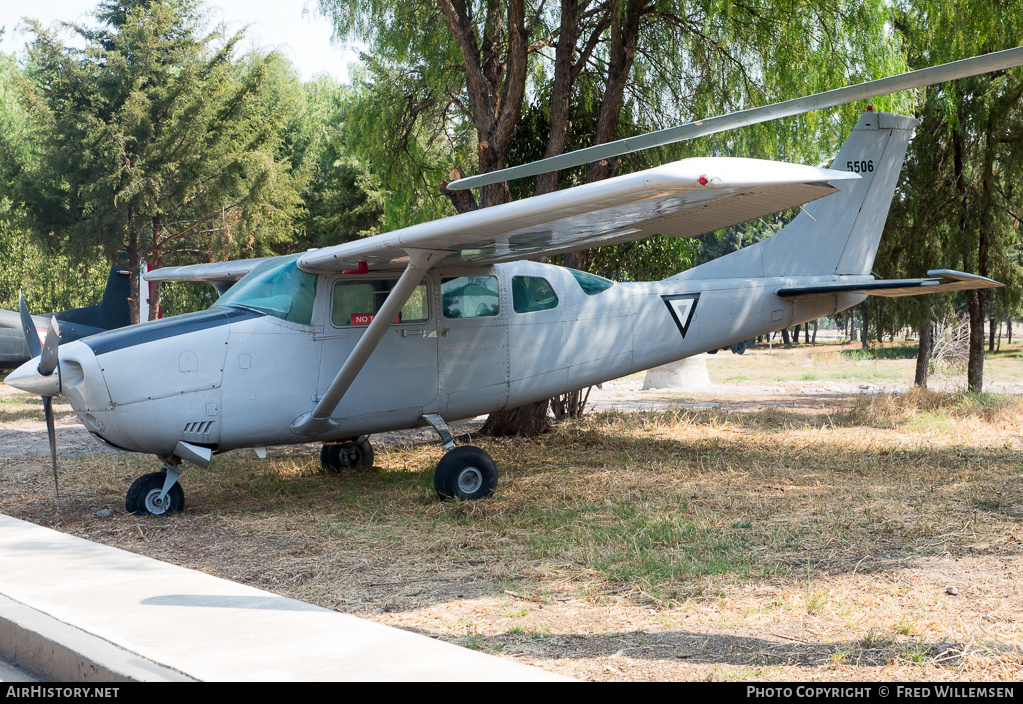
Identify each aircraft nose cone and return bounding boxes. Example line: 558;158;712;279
5;358;61;397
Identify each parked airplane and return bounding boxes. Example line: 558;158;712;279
0;266;131;370
6;49;1020;516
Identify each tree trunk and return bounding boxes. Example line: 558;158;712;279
781;328;791;347
126;205;140;325
148;214;163;321
860;302;869;349
1008;319;1013;345
480;402;551;436
440;168;479;213
989;316;996;352
915;319;932;388
534;0;580;197
811;320;818;345
967;289;986;392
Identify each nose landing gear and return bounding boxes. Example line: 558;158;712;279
126;467;184;516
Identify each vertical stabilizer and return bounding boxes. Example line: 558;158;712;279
680;111;918;279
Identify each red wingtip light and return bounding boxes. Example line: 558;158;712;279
698;175;709;185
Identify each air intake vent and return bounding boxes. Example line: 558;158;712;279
183;420;215;442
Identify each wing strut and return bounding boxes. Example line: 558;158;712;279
290;249;449;437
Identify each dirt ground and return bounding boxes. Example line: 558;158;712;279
2;347;1022;682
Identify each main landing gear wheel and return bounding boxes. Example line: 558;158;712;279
125;472;185;516
320;437;374;472
434;446;498;501
730;340;747;355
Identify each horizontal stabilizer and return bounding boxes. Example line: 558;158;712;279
776;270;1003;298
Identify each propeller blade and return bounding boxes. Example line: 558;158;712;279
18;291;42;359
43;397;61;514
39;317;60;377
19;297;62;512
447;46;1023;191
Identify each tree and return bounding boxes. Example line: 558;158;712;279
288;76;387;251
16;0;302;323
318;0;909;433
0;52;111;313
881;0;1023;391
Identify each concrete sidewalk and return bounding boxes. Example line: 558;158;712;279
0;514;568;682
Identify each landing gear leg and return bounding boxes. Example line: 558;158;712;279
422;413;497;501
126;459;184;516
320;436;374;472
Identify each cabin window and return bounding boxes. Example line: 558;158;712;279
216;256;317;325
512;276;559;313
441;276;499;318
568;268;614;295
331;279;429;327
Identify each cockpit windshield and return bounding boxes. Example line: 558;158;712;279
214;255;317;325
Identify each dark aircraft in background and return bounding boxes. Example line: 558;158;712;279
0;266;131;370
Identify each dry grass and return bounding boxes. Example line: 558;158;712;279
2;360;1023;681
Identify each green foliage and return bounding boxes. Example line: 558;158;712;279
318;0;911;279
0;53;109;311
325;63;464;231
14;0;305;320
287;76;387;249
0;199;109;312
878;0;1023;379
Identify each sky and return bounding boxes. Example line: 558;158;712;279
0;0;360;83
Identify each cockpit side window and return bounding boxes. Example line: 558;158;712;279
441;276;500;318
331;279;429;326
215;257;317;325
512;276;559;313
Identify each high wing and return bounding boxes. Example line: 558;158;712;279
776;270;1003;298
145;157;856;287
298;158;855;272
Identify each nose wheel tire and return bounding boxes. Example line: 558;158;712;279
126;472;185;516
434;446;498;501
321;437;374;472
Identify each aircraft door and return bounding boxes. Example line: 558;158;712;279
436;273;510;416
317;275;439;419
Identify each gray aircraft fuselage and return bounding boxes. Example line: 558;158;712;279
43;259;861;456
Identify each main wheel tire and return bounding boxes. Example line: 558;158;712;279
730;340;747;355
434;446;498;501
320;437;374;473
125;472;184;516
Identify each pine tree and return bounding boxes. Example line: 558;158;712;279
19;0;302;322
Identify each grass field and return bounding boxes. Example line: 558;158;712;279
1;339;1022;681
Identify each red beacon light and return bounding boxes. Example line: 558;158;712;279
343;261;369;275
866;105;874;111
698;175;709;185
